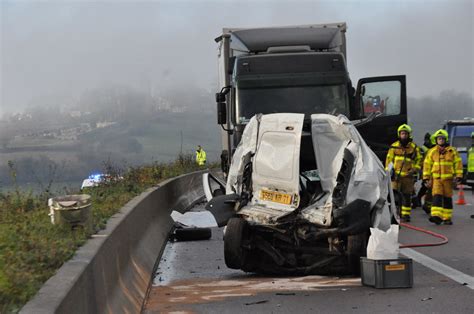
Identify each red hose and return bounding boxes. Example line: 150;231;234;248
399;222;449;248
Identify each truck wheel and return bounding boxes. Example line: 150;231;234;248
224;218;248;269
347;232;368;276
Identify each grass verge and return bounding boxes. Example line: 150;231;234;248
0;154;213;313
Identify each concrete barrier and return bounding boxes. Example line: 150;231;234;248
21;170;206;314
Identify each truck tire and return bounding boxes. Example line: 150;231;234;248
174;227;212;241
224;218;248;269
347;232;368;276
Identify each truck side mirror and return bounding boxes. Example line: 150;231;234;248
216;92;226;103
216;88;231;125
217;102;227;125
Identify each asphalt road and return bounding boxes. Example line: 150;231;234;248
144;194;474;313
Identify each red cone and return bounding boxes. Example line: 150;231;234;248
456;184;466;205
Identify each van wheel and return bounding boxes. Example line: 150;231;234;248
224;218;248;269
347;232;368;275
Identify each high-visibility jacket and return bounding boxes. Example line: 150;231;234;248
422;146;437;169
385;141;422;178
423;145;463;180
468;147;474;173
421;143;434;156
196;149;207;166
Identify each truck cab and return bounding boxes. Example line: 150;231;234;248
215;23;407;171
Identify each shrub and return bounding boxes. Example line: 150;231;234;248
0;154;216;312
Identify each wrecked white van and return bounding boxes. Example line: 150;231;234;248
204;113;398;275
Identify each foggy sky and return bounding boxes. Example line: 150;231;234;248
1;0;473;117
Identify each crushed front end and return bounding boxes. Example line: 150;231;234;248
206;113;397;275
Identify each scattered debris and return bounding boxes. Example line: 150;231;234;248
245;300;269;305
173;227;212;242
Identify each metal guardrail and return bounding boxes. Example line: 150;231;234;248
21;170;207;314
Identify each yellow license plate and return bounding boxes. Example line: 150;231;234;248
260;190;292;205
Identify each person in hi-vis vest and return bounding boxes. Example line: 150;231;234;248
196;145;207;166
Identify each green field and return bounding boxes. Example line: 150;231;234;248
0;155;210;312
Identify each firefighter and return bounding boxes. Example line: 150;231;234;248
468;132;474;183
421;132;434;154
470;132;474;219
417;132;435;213
386;124;422;222
423;129;463;225
196;145;207;166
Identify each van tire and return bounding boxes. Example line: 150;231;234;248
224;218;248;269
347;232;368;275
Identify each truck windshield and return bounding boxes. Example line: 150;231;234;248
236;84;349;124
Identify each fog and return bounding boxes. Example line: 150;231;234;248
0;0;473;187
1;0;473;114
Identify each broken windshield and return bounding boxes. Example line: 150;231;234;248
236;84;349;124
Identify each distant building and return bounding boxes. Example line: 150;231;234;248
69;111;82;118
9;113;32;122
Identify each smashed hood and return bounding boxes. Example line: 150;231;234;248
226;113;394;231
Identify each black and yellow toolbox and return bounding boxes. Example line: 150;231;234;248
360;257;413;288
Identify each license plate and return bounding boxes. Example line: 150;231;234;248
259;190;292;205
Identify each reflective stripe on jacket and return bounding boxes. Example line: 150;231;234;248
423;145;463;180
468;147;474;173
385;141;422;177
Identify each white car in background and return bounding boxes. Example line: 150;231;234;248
80;173;123;190
81;173;106;190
